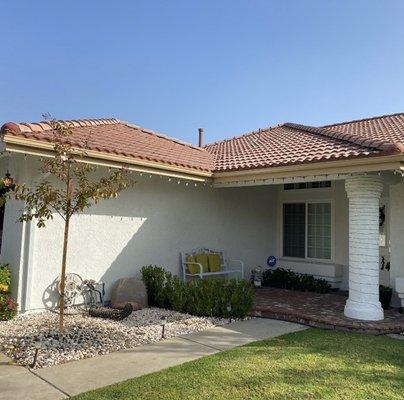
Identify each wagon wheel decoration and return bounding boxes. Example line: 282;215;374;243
57;273;84;308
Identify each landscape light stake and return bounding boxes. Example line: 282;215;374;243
227;305;232;324
161;316;167;339
29;342;42;368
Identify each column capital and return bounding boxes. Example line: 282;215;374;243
345;175;383;199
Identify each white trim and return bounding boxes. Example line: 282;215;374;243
279;198;335;263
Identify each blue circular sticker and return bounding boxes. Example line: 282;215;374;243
267;256;277;267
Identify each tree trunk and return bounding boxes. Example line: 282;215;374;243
59;179;73;332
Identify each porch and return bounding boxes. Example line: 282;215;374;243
251;287;404;334
214;169;404;322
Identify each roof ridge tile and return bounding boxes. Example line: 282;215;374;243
283;122;402;155
1;118;120;135
122;122;207;153
322;112;404;129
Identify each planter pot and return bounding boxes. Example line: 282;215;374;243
379;287;392;310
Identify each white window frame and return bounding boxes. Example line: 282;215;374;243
280;199;335;263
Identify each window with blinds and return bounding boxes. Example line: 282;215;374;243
282;202;332;260
307;203;331;259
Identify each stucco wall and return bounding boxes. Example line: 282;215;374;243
2;153;403;312
389;182;404;305
3;155;278;311
0;155;35;306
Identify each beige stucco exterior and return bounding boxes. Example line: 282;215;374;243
1;152;404;315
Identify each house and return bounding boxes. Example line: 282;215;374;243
1;113;404;321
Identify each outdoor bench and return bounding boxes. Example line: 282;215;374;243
180;248;244;281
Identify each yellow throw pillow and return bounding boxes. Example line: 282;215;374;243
186;255;199;274
195;253;209;273
208;253;221;272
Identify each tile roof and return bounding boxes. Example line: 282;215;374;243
322;112;404;149
1;113;404;175
205;113;404;172
1;118;214;173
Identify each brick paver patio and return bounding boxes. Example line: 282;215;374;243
251;287;404;334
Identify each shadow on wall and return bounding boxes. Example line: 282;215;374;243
36;180;275;310
42;277;60;311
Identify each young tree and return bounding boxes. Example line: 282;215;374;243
3;118;131;331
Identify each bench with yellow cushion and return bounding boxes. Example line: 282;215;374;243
207;253;221;272
181;248;244;281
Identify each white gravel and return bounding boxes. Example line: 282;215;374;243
0;307;233;369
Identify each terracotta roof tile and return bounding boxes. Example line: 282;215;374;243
204;124;382;172
205;113;404;172
322;112;404;152
2;112;404;174
1;118;214;173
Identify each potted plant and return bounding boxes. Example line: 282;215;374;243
379;285;393;310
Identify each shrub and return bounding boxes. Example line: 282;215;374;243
140;265;169;307
0;293;17;321
379;285;392;310
262;267;331;293
0;264;11;293
141;265;253;318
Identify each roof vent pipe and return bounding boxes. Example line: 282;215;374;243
198;128;204;147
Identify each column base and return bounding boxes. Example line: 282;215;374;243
344;298;384;321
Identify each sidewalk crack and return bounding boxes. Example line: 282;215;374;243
179;336;223;351
28;369;71;398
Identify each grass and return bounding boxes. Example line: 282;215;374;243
73;329;404;400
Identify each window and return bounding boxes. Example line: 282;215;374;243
283;203;305;258
283;202;332;260
284;181;331;190
307;203;331;259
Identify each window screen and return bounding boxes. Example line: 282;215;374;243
307;203;331;259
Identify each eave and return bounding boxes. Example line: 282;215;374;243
2;134;213;183
212;154;404;187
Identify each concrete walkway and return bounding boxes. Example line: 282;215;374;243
0;318;306;399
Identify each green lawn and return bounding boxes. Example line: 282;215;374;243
73;329;404;400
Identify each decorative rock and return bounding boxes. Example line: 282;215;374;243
110;278;147;310
0;307;239;369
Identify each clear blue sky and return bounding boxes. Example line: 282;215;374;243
1;1;404;145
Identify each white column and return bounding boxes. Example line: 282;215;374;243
344;175;384;321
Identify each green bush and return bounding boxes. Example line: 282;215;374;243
262;267;331;293
379;285;392;310
0;293;17;320
141;265;169;307
0;264;11;292
141;265;253;318
0;264;17;320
